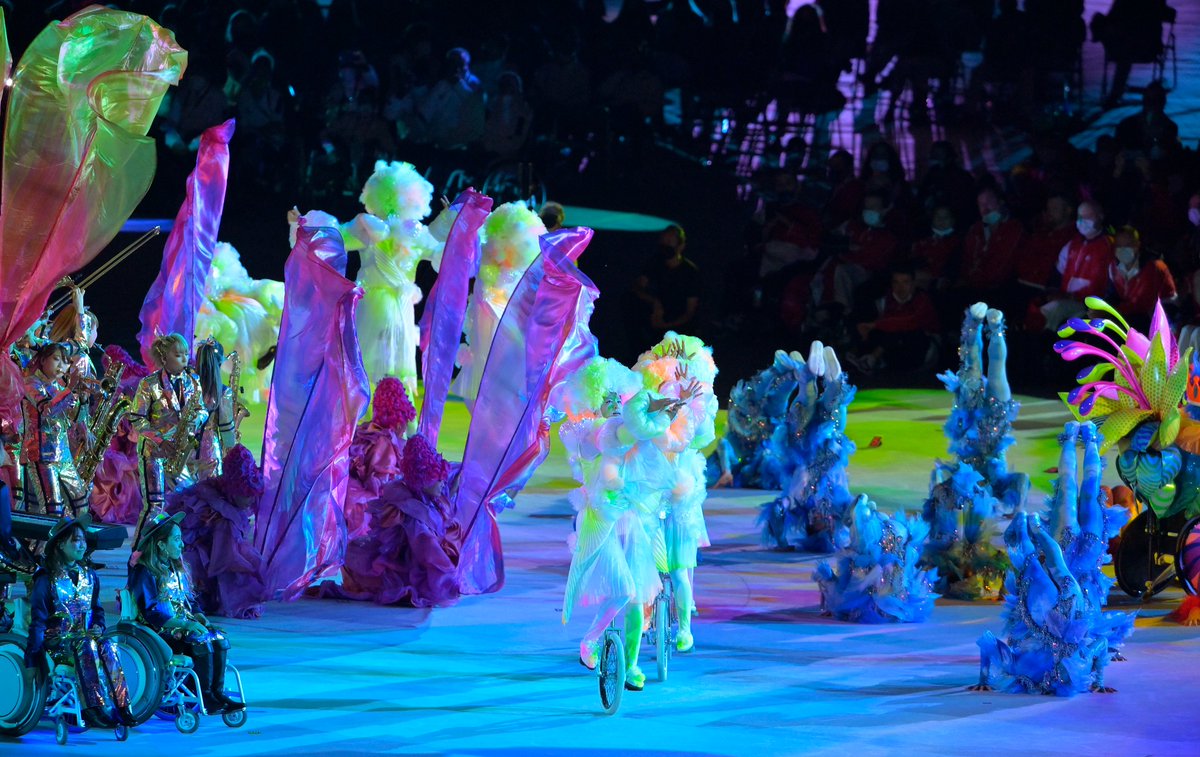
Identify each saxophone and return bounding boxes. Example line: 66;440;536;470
76;363;130;483
164;375;204;482
227;351;248;445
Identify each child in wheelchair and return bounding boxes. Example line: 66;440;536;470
127;512;244;715
23;513;137;729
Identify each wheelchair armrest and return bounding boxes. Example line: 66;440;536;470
118;588;136;623
8;597;29;636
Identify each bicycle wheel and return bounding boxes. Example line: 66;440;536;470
1175;517;1200;596
598;632;624;715
655;597;669;683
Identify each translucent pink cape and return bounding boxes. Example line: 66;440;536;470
417;189;492;446
0;7;186;424
254;225;369;600
451;228;599;595
137;118;235;362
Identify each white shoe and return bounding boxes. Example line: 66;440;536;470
807;341;826;376
676;629;694;653
823;346;842;380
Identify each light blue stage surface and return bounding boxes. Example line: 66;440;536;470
10;391;1199;755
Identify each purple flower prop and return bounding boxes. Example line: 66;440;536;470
218;444;265;502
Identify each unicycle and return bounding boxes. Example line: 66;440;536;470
644;573;677;682
597;621;624;715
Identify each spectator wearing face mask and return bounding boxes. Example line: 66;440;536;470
910;205;959;290
817;190;899;312
956;186;1023;301
1057;201;1114;300
849;265;940;375
1041;200;1115;330
1175;193;1200;300
1110;226;1176;322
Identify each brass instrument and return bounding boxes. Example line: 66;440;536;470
77;363;130;483
164;376;204;482
227;351;249;445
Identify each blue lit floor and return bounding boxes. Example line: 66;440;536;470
12;390;1199;755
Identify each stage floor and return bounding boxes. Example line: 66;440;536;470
12;389;1200;756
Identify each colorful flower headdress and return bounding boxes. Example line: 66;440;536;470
1056;298;1190;453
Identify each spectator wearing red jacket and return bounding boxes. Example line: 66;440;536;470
1016;194;1077;329
850;266;941;373
958;187;1023;292
910;206;960;289
817;190;899;311
1057;200;1115;299
951;186;1024;317
1042;201;1116;329
1110;226;1176;323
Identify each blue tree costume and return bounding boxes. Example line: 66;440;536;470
814;494;939;623
922;305;1023;599
706;350;809;490
761;343;857;553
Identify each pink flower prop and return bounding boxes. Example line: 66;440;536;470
372;377;416;430
401;434;449;492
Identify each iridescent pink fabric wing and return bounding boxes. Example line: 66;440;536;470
254;226;369;601
453;228;599;596
416;189;493;446
137;118;235;363
0;7;185;422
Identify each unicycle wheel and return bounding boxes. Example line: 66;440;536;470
598;633;625;715
655;597;670;682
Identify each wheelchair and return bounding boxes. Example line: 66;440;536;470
110;588;248;733
1113;509;1200;599
0;595;127;745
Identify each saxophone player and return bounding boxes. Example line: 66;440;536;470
194;339;238;480
49;282;101;458
21;342;93;517
130;333;208;546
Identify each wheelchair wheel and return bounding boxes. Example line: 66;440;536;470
0;632;48;737
55;715;68;745
115;724;128;741
1114;510;1177;598
106;624;170;725
597;631;625;715
655;597;669;683
175;709;198;734
222;709;247;728
1175;517;1200;596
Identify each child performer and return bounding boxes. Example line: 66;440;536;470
24;514;136;727
128;512;244;713
22;342;92;516
129;334;208;546
193;339;240;481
